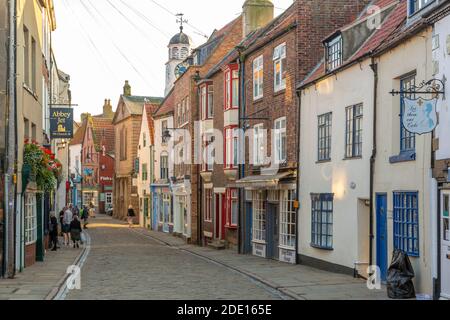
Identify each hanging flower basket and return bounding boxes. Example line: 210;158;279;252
23;142;61;192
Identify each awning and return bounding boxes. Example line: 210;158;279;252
236;171;296;189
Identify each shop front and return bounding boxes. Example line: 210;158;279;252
151;183;173;233
237;171;297;264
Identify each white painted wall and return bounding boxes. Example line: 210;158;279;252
137;111;152;227
299;59;374;272
374;28;433;295
69;144;82;177
154;114;174;181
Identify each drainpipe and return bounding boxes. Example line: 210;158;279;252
237;50;246;254
369;57;378;268
295;89;301;265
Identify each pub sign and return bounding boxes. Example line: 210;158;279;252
50;107;73;139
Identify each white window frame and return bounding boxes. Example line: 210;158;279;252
205;188;213;222
253;55;264;100
252;191;266;243
273;43;287;92
274;117;287;164
253;124;265;166
279;190;296;249
24;193;37;245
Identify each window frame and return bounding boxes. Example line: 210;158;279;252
253;55;264;100
279;190;296;249
325;35;343;72
400;74;416;153
253;124;265;166
224;64;239;110
311;193;334;250
252;190;266;243
274;117;287;164
273;43;287;92
226;188;239;228
160;154;169;180
393;192;420;257
141;163;148;181
24;193;37;245
409;0;435;16
345;104;363;158
318;113;332;162
224;126;239;169
204;189;213;222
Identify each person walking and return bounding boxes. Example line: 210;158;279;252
49;212;59;251
81;205;89;229
70;216;83;248
89;201;96;219
62;206;73;246
127;205;135;228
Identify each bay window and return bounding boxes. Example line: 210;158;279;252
226;189;238;227
225;126;239;169
273;43;286;92
274;117;287;164
202;134;214;172
224;64;239;110
253;55;264;100
200;82;214;120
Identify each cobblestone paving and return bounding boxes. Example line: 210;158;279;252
66;216;283;300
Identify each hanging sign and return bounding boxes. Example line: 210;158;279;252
50;108;74;139
402;98;437;135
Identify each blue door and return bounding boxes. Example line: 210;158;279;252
376;194;388;281
152;193;159;231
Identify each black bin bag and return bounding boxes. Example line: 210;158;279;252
387;249;416;299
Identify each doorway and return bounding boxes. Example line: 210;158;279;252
376;194;388;282
441;191;450;299
266;203;279;260
215;193;225;240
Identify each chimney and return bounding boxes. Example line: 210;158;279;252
123;80;131;96
103;98;114;118
242;0;274;37
81;113;91;122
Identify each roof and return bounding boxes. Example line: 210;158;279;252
169;29;192;45
69;119;86;146
91;117;115;154
153;88;175;118
301;0;406;87
122;95;164;115
144;103;159;145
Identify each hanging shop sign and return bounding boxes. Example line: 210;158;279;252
390;78;446;135
403;98;437;135
50;107;74;139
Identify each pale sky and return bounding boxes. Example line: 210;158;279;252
52;0;294;121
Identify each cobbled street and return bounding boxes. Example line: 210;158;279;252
66;215;285;300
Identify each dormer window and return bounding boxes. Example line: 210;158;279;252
409;0;434;16
325;35;342;72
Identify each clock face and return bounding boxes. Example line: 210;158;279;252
175;62;188;78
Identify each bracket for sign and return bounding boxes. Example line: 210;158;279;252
389;77;446;101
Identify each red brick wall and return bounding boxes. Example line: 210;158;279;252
25;243;36;268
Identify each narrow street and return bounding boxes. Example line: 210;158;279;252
65;215;285;300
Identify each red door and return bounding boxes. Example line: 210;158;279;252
215;194;226;240
221;194;226;240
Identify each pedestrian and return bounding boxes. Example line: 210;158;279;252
127;205;135;228
59;208;65;237
62;206;73;246
49;212;59;251
81;205;89;229
89;201;96;219
70;215;83;249
73;205;80;217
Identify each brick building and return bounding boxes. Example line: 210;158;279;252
80;99;115;214
112;81;162;220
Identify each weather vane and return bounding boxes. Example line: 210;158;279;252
176;13;188;32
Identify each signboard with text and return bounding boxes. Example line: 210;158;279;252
50;107;74;139
403;98;437;135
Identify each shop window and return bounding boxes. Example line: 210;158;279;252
393;192;419;256
24;193;37;245
280;190;296;249
252;190;266;242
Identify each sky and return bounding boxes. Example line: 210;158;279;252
52;0;294;122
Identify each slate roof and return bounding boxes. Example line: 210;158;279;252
300;0;407;87
122;95;164;115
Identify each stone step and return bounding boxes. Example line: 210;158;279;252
207;240;226;250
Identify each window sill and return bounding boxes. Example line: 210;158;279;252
23;84;38;100
253;96;264;103
252;240;266;245
343;156;362;161
226;225;238;229
310;243;334;251
316;159;331;164
224;107;239;112
278;244;295;251
273;88;286;97
389;150;416;164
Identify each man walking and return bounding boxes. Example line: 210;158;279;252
62;206;73;246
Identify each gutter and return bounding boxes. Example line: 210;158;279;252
295;89;301;265
237;48;246;255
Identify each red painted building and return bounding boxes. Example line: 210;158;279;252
80;100;115;213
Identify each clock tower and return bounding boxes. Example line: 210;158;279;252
165;14;192;96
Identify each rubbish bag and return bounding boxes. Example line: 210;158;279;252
387;249;416;299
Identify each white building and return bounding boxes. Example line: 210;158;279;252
151;91;175;233
430;0;450;300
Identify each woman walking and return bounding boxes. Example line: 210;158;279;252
62;206;73;246
127;205;135;228
49;212;59;251
70;216;83;248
